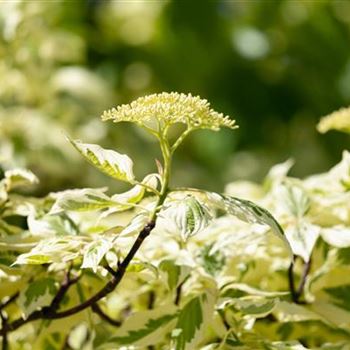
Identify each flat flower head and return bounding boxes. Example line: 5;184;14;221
101;92;237;133
317;106;350;134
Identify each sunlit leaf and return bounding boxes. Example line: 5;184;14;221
103;306;178;347
285;222;320;262
225;296;278;318
278;182;310;219
207;192;292;258
264;159;294;191
69;138;135;183
81;238;112;273
161;195;212;241
173;292;215;350
50;188;115;213
120;212;149;237
14;237;84;265
28;212;78;236
321;226;350;248
111;184;144;207
14;254;52;265
4;168;39;191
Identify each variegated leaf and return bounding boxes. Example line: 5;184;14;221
28;212;78;236
69;138;135;183
18;277;57;317
207;192;292;258
173;292;215;350
278;182;310;219
14;237;84;265
111;185;145;207
161;195;212;241
102;306;177;347
4;168;39;191
50;188;115;213
120;212;149;237
224;296;278;318
81;238;112;273
159;259;191;290
285;222;320;262
321;226;350;248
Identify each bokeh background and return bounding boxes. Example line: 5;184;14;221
1;0;350;195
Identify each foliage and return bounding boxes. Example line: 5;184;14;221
0;93;350;349
1;0;350;194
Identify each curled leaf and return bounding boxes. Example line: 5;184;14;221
4;168;38;191
161;196;212;241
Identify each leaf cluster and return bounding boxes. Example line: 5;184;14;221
0;96;349;350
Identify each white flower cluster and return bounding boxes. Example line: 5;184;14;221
101;92;237;131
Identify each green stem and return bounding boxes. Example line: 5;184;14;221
156;136;172;207
171;127;193;154
132;181;161;196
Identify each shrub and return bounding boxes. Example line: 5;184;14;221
0;94;349;349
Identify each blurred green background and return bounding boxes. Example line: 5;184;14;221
1;0;350;195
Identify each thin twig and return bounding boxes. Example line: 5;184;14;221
0;311;8;350
103;263;118;278
47;267;81;315
148;291;155;310
296;258;312;302
91;303;121;327
174;281;184;306
0;292;19;311
288;256;312;304
288;258;298;303
0;221;156;336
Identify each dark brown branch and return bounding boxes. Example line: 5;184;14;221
146;292;156;350
52;221;155;319
174;275;189;306
218;309;230;331
296;257;312;301
0;292;19;311
148;291;155;310
288;256;312;304
0;311;8;350
0;220;155;336
103;263;118;278
174;281;184;306
91;303;121;327
47;268;81;315
288;258;298;303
